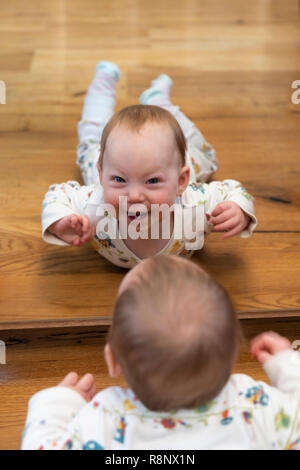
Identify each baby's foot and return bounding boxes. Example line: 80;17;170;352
95;61;121;82
140;74;173;106
87;61;121;98
59;371;97;402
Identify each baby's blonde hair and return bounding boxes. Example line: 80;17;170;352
109;255;241;412
98;105;186;168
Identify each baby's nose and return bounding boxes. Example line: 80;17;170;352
128;186;145;203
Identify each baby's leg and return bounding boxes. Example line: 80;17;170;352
77;62;121;186
139;75;218;183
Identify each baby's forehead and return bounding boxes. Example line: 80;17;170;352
104;122;180;170
107;121;176;146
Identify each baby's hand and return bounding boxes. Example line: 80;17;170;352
211;201;250;238
250;331;291;364
59;372;97;402
48;214;96;246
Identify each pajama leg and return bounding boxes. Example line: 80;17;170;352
139;75;218;183
77;61;121;186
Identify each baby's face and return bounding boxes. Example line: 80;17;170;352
98;122;189;227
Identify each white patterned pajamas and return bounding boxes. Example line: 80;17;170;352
21;350;300;450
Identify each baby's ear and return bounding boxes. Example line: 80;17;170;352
104;343;122;377
177;165;190;196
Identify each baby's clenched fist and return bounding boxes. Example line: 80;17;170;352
250;331;291;364
211;201;250;238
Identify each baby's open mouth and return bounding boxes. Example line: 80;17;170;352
127;211;148;221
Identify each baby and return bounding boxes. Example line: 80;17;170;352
22;255;300;450
42;61;257;268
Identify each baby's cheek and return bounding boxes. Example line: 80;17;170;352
149;189;177;206
103;189;120;208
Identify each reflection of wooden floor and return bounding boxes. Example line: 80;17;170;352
0;1;300;328
0;0;300;449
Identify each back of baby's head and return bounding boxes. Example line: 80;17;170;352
98;104;186;168
109;255;240;412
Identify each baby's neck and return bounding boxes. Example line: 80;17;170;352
123;237;171;259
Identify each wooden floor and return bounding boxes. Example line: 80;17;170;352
1;318;300;450
0;0;300;450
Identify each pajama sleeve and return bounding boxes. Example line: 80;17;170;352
257;350;300;449
263;349;300;394
197;179;257;237
21;387;87;450
41;181;96;246
21;386;124;450
229;350;300;449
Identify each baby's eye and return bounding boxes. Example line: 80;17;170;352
146;177;159;184
113;176;125;183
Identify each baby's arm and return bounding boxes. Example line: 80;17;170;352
21;387;87;450
249;332;300;449
203;179;257;238
21;373;96;450
42;181;96;246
